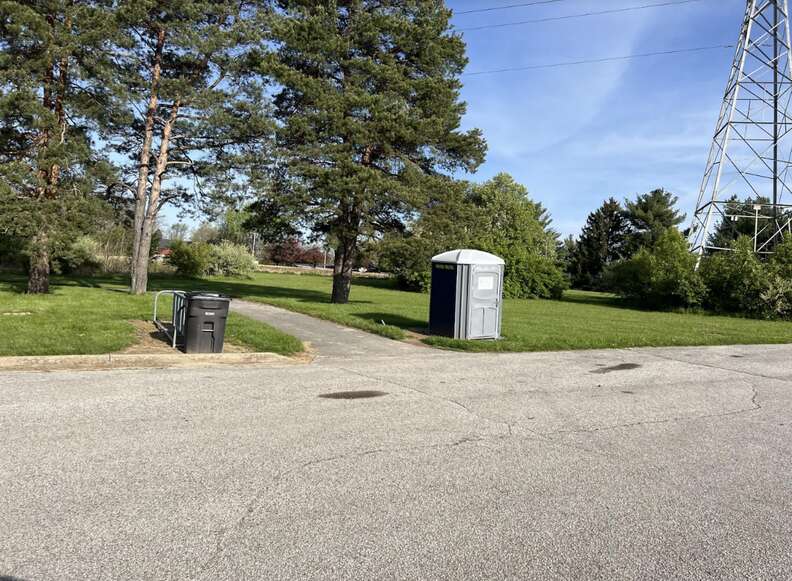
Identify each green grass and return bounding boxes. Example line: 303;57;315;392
136;270;792;353
223;311;304;355
4;270;792;356
0;275;303;356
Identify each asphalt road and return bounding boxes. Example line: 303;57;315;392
1;343;791;580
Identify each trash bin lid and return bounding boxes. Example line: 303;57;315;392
431;249;504;266
186;291;231;300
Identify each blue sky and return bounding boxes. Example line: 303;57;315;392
163;0;745;239
448;0;746;236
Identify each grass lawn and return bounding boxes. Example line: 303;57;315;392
136;270;792;353
0;275;304;357
3;271;792;355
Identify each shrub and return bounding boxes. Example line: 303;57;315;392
756;234;792;319
377;174;569;299
759;274;792;320
168;241;211;277
268;238;303;265
769;233;792;280
609;228;704;308
58;236;103;275
504;254;568;300
207;241;258;277
378;236;433;292
299;246;325;267
606;251;652;300
700;236;768;316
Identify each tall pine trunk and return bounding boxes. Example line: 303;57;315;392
130;28;165;295
27;232;50;294
131;99;180;295
27;15;68;295
130;213;154;295
331;235;357;304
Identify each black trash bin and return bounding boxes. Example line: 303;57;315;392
184;292;231;353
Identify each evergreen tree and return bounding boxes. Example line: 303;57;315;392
624;188;685;253
0;0;115;293
559;235;578;280
262;1;486;303
106;0;274;294
570;197;629;289
706;195;790;252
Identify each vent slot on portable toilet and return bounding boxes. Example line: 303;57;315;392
429;249;504;341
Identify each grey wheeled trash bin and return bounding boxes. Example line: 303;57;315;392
184;292;231;353
429;249;504;340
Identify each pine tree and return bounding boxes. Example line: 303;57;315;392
261;0;486;303
624;188;685;253
706;195;789;251
570;197;630;289
106;0;274;294
0;0;115;293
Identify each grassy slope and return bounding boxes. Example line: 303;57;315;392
0;275;303;356
141;271;792;353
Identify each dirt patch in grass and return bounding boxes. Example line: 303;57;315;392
121;320;251;354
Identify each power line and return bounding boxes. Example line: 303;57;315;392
456;0;569;16
457;0;707;32
464;44;733;76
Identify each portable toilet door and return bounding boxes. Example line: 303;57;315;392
430;249;504;340
467;263;502;340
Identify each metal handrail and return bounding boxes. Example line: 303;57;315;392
153;290;187;349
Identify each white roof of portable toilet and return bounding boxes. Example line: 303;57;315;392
431;249;504;266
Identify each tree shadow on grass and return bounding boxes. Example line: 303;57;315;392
145;275;372;305
0;275;28;294
560;289;710;316
561;291;621;307
355;312;427;330
1;271;387;306
68;277;105;289
561;290;652;312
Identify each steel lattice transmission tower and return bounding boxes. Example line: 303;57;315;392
689;0;792;255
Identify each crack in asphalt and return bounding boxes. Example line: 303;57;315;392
334;365;517;438
195;353;774;578
540;352;770;435
645;350;792;389
545;384;761;435
192;435;491;579
332;363;765;453
333;366;620;460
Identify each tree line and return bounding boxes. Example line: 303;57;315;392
3;1;780;313
564;190;792;320
566;189;685;290
0;0;483;303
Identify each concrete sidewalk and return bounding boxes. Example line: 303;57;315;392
231;299;427;359
2;343;791;579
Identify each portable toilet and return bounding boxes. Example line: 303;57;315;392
429;249;505;340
